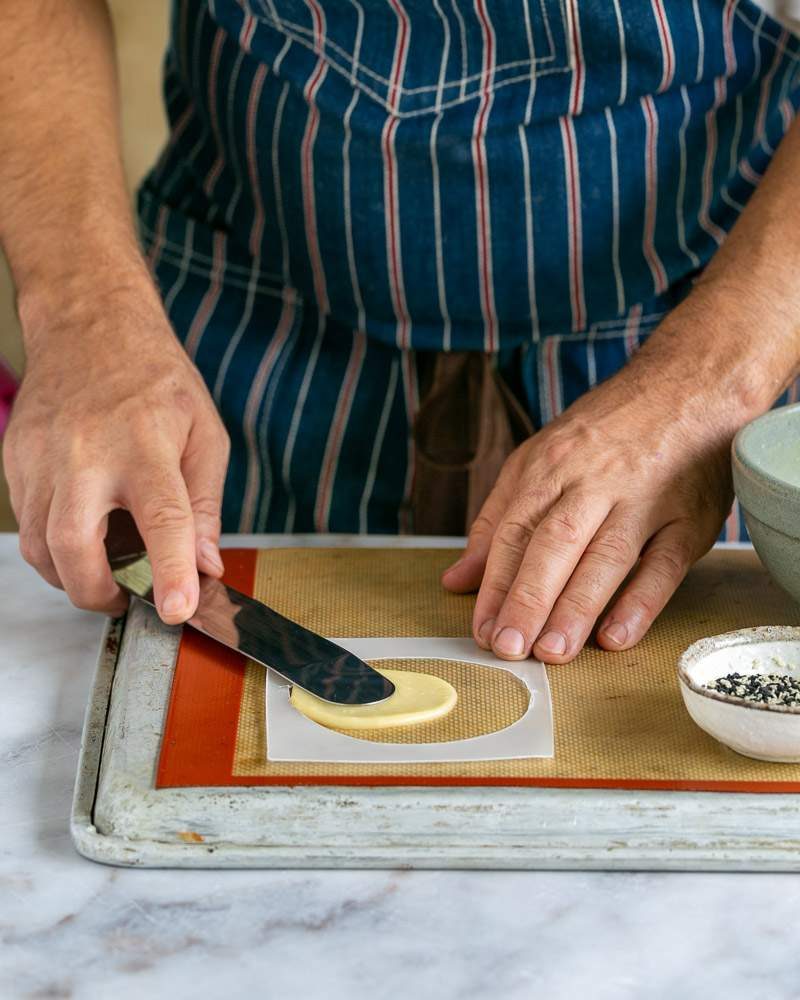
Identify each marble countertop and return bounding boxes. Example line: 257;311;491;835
2;533;799;999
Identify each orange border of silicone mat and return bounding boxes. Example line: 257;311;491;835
156;549;256;788
155;549;800;793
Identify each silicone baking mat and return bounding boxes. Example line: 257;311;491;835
156;547;800;791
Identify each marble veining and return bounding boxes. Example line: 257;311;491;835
2;534;800;999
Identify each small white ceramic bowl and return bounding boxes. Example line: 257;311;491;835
678;627;800;762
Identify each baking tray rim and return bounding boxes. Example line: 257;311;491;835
70;535;800;870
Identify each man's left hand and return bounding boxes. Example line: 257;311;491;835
441;338;736;663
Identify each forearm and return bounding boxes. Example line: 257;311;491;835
630;114;800;427
451;123;800;659
0;0;153;346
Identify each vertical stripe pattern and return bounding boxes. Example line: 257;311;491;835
138;0;800;540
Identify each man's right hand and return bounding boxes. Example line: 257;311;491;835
2;278;230;624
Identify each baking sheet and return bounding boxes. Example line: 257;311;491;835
72;537;800;870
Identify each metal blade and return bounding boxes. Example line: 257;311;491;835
110;552;395;706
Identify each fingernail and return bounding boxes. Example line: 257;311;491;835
199;539;224;574
537;630;567;656
602;621;628;646
477;618;496;647
493;627;526;657
443;557;465;576
161;589;189;620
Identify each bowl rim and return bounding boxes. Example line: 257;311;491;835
678;626;800;716
732;402;800;495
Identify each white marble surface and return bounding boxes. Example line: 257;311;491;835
2;533;800;1000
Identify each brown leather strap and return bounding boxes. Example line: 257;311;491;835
411;352;533;536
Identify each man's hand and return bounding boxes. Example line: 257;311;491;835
0;1;230;623
2;281;230;623
441;344;732;662
444;109;800;663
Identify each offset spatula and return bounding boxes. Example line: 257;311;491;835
104;511;395;706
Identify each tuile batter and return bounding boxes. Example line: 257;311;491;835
289;668;457;732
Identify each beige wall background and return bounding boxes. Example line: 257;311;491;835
0;0;169;529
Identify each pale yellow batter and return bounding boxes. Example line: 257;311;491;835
289;668;457;731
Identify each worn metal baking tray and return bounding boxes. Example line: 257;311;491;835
71;536;800;870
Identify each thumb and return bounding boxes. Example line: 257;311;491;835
183;421;229;578
442;494;508;594
441;454;523;593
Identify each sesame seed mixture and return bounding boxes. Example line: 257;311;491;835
705;672;800;708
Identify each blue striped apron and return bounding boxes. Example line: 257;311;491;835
139;0;800;538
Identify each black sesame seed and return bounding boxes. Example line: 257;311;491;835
705;672;800;708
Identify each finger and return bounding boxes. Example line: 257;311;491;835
596;523;699;651
126;464;199;624
2;437;25;520
17;486;64;591
531;509;648;663
441;450;525;594
47;482;127;614
8;458;64;590
182;420;229;578
486;493;611;659
468;484;559;649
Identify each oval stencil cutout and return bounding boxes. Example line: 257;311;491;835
325;658;530;744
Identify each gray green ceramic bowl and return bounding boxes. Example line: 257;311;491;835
733;403;800;604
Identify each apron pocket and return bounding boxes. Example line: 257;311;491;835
242;0;573;117
412;352;533;536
